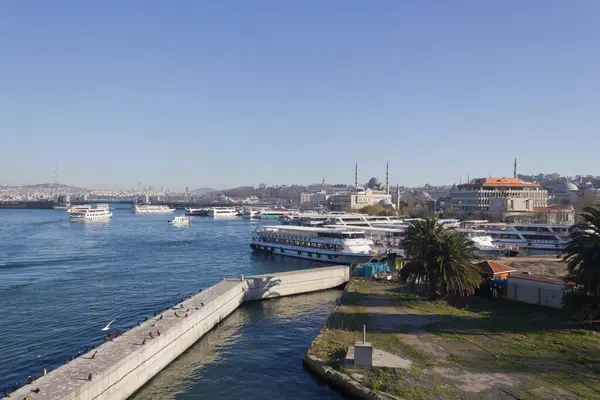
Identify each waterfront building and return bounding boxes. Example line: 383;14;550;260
328;188;392;211
300;190;329;206
450;177;548;214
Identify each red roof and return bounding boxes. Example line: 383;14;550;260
509;274;574;286
477;260;517;275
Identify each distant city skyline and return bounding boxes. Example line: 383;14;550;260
1;1;598;190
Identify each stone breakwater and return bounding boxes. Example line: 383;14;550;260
2;266;349;400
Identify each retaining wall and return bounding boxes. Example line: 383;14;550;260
3;265;349;400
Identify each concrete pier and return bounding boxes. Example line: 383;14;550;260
2;266;349;400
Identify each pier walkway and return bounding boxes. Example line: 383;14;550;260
2;266;348;400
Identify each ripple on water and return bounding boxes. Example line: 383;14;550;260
0;208;342;399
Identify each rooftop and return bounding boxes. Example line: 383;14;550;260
477;260;517;275
509;273;575;286
458;177;541;189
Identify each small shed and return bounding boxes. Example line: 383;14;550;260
507;273;574;308
477;260;517;280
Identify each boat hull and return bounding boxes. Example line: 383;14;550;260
250;243;374;265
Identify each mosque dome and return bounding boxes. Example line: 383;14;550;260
553;182;579;193
367;177;380;189
379;198;393;206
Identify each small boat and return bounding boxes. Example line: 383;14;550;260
168;215;190;225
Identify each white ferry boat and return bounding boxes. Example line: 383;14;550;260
241;209;259;220
186;208;209;216
208;207;238;218
454;228;504;254
66;204;93;214
324;225;407;257
132;204;175;213
168;215;190;225
69;204;112;221
468;222;572;251
250;225;376;264
284;213;406;227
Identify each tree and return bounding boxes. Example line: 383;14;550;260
563;204;600;296
401;218;481;298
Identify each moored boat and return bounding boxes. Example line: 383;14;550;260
250;225;377;264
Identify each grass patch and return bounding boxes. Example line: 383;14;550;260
312;278;600;399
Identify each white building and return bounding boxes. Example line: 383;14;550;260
450;177;547;214
329;188;392;211
507;274;573;309
300;191;329;206
489;197;533;212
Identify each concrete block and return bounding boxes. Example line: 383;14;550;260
354;342;373;368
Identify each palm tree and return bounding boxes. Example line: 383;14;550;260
401;218;481;298
563;205;600;296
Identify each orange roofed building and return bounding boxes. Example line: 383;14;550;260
450;171;549;215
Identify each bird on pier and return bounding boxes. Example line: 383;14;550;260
200;302;204;307
42;368;47;376
141;339;146;345
136;321;140;327
185;313;188;318
88;373;92;382
157;330;160;336
27;377;32;384
174;312;179;317
149;332;153;339
186;308;189;312
91;351;97;359
32;388;40;394
198;288;203;293
144;317;148;322
159;314;163;320
3;389;9;398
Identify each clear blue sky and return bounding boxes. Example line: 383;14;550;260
1;1;598;190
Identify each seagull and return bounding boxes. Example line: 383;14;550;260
101;319;115;332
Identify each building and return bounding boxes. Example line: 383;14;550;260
450;177;548;214
507;274;574;309
477;260;517;280
300;191;329;206
550;181;579;205
489;197;533;212
328;188;392;211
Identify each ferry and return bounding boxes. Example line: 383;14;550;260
208;207;238;218
250;225;376;264
66;204;93;213
241;209;258;220
69;204;112;221
283;213;406;227
186;208;209;216
454;228;505;254
466;222;572;251
253;210;294;220
132;204;175;213
168;215;190;225
324;225;406;257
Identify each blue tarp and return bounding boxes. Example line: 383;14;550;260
359;263;391;277
490;279;507;288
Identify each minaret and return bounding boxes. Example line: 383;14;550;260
355;162;358;189
385;162;390;194
396;184;400;210
513;158;518;179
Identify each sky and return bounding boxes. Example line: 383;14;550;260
1;1;599;190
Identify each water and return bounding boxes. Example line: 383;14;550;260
0;206;341;399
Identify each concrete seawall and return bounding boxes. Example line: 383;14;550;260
3;266;349;400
